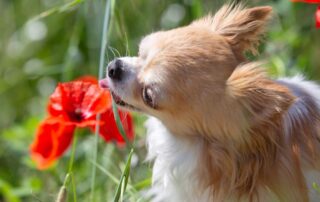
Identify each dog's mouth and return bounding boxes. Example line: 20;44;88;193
99;78;140;111
111;91;140;111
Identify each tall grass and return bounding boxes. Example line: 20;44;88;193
91;0;111;201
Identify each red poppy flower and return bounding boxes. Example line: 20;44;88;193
48;80;111;127
30;76;134;169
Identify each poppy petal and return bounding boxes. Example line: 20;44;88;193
30;117;75;169
74;119;103;128
48;80;111;126
81;85;112;119
93;109;134;146
48;83;66;117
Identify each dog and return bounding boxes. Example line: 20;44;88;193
100;4;320;202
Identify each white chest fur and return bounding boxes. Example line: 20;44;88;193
145;117;210;202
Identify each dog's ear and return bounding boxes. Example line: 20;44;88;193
192;4;272;55
227;62;295;126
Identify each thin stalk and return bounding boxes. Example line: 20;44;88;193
120;176;125;202
111;100;132;148
90;0;112;201
68;133;78;202
63;173;71;187
71;174;77;202
113;149;134;202
68;135;78;173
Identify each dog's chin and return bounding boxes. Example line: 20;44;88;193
110;91;141;112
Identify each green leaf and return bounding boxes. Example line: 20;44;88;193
113;149;133;202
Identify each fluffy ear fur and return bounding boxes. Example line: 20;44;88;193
192;4;272;55
227;62;295;126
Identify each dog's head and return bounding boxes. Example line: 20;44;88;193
100;5;272;136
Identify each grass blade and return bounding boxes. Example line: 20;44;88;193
133;178;152;191
91;160;138;197
32;0;85;20
91;0;112;201
111;100;132;148
113;149;133;202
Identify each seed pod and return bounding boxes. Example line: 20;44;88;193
55;186;67;202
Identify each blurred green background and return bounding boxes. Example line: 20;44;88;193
0;0;319;201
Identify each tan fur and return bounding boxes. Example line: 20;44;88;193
136;5;319;201
192;4;272;56
193;63;312;201
106;4;320;202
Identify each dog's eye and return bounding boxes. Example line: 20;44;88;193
142;86;155;108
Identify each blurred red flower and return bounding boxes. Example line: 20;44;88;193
291;0;320;28
30;76;134;169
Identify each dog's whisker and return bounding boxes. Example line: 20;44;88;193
109;46;121;58
107;46;117;60
123;32;130;57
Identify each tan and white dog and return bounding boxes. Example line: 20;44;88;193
100;4;320;202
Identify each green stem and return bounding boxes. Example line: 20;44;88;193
71;174;77;202
90;0;112;201
63;173;71;187
90;114;100;202
68;133;78;202
68;134;78;174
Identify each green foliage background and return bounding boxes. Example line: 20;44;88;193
0;0;319;201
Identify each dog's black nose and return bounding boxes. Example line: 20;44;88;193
108;59;123;81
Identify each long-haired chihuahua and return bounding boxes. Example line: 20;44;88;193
100;4;320;202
